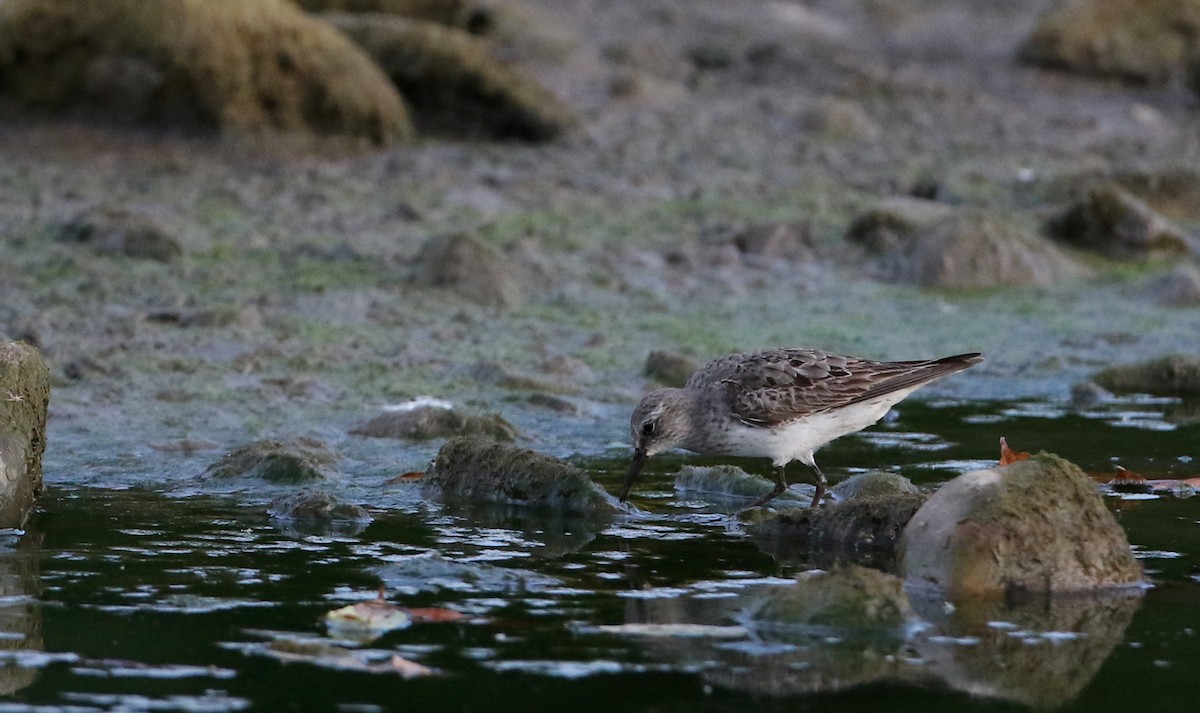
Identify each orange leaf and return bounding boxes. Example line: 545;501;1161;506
384;471;425;485
999;436;1030;466
406;607;467;623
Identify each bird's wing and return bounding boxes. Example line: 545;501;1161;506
696;349;980;427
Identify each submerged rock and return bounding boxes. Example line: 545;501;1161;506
58;205;183;262
901;453;1144;596
1018;0;1200;85
749;565;913;631
0;341;50;529
326;13;576;140
0;0;411;143
424;437;616;514
830;471;920;500
673;465;809;503
1046;184;1194;259
204;438;340;483
643;350;698;387
412;233;523;308
268;490;372;524
745;494;927;572
349;403;518;441
1093;355;1200;396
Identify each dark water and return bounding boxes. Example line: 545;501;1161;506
2;399;1198;712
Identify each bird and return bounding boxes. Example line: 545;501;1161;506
620;348;983;508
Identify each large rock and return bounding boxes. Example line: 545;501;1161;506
1093;355;1200;396
0;0;411;143
424;437;617;514
1018;0;1200;85
326;13;576;140
847;202;1082;288
1046;184;1194;259
0;342;49;529
901;454;1144;596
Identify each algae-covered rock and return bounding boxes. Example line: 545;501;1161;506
58;204;183;262
1046;184;1193;259
349;404;518;441
749;565;914;631
0;342;50;529
746;494;926;572
326;13;576;140
1017;0;1200;85
672;465;810;505
643;350;698;387
204;438;340;483
424;437;616;514
1093;355;1200;396
830;471;920;500
0;0;411;143
268;490;372;524
412;233;524;308
297;0;492;32
901;453;1144;596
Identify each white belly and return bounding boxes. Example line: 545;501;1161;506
714;389;918;466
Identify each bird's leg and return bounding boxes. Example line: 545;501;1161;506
744;465;788;510
809;462;827;508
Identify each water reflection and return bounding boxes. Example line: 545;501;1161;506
612;584;1143;708
0;535;42;695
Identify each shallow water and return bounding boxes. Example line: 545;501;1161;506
3;398;1199;712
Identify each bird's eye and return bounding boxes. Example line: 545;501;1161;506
641;421;656;436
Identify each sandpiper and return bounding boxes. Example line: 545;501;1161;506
621;348;983;508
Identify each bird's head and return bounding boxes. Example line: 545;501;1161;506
620;388;691;502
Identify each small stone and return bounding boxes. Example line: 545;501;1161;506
831;471;920;500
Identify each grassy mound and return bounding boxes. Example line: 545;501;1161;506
0;0;412;143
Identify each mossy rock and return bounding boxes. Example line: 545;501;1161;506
901;453;1144;596
1046;183;1194;260
1017;0;1200;85
205;438;341;483
349;405;518;441
750;565;914;631
0;0;412;143
296;0;493;32
325;13;576;140
745;494;926;572
844;197;955;253
424;437;616;514
0;341;50;528
1093;355;1200;396
830;471;920;500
